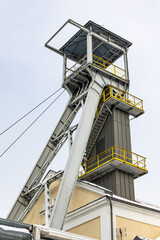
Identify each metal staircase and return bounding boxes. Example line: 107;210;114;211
86;103;110;158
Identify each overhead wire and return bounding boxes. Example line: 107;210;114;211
0;89;65;158
0;87;63;136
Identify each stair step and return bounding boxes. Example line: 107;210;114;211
85;104;111;156
96;119;104;123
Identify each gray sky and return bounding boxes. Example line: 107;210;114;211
0;0;160;218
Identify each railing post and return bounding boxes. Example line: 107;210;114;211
103;60;105;69
97;155;99;167
85;161;87;173
144;158;146;168
137;155;139;167
103;90;105;101
114;65;116;75
123;149;125;162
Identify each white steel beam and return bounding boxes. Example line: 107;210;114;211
68;19;126;53
44;182;51;226
87;33;93;63
49;73;105;230
62;54;67;83
123;50;129;80
45;19;126;60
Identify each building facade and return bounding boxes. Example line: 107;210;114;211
22;172;160;240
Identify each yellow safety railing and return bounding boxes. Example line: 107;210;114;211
92;54;126;80
65;54;126;81
79;146;147;178
96;85;143;115
65;54;126;80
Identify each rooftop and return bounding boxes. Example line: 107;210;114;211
59;20;132;63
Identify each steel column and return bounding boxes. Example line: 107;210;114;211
123;50;129;80
49;73;105;230
68;130;73;151
87;33;92;63
62;54;67;83
44;182;51;226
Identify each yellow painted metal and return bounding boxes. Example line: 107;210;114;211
78;146;147;178
92;54;126;79
96;85;143;115
66;54;125;81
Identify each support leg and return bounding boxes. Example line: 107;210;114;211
49;74;105;230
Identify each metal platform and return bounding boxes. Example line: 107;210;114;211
64;55;129;96
85;85;144;157
79;146;147;181
97;85;144;118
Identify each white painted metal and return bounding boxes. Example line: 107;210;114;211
33;225;96;240
49;73;105;230
63;196;110;240
63;54;67;83
8;100;81;221
68;130;73;151
87;33;93;63
123;50;129;80
45;19;126;62
68;19;126;53
18;171;64;222
44;182;51;226
8;19;130;231
17;185;44;221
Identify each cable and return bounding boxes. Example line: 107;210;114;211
0;89;65;158
0;87;63;136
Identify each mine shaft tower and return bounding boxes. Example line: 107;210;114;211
8;20;148;230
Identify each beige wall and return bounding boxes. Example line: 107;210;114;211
23;191;45;225
68;217;101;240
23;180;101;225
116;216;160;240
67;185;101;213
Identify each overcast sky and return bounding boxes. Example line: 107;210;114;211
0;0;160;218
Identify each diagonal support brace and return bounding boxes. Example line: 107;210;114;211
49;73;105;230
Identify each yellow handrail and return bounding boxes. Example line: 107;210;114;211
79;145;147;178
92;54;126;80
65;54;126;81
96;86;143;116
